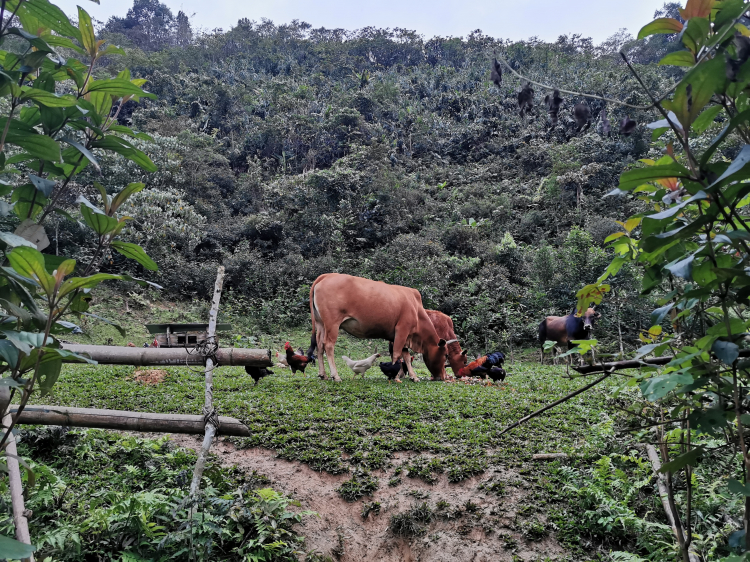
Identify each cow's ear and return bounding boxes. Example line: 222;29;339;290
461;350;468;356
438;339;446;347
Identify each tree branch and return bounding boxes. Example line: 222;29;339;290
498;371;612;437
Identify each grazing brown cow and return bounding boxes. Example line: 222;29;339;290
426;310;467;379
310;274;447;382
389;310;467;381
538;306;600;364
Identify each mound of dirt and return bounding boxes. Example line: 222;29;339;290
171;435;568;561
131;369;168;385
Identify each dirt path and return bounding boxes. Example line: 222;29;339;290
171;434;568;562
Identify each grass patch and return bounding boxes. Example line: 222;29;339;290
390;502;433;537
28;359;615;480
336;469;379;501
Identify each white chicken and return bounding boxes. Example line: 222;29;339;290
342;353;381;378
275;351;289;368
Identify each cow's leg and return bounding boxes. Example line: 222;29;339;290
401;349;417;381
393;330;419;382
316;324;327;380
323;330;341;382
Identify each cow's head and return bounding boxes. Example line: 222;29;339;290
582;306;600;331
444;340;468;376
423;338;447;380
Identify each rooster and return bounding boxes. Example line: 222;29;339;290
457;352;506;385
297;346;317;366
342;353;381;378
379;358;405;383
245;366;273;385
285;341;311;376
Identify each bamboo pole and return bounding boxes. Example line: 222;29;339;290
59;344;271;367
190;266;225;497
0;388;34;562
645;445;701;562
572;348;750;375
9;405;251;437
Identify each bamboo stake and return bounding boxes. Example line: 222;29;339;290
645;444;701;562
189;266;225;497
0;387;33;562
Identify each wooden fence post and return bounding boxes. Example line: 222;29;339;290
0;387;34;562
189;266;225;497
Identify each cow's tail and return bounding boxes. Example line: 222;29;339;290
309;274;328;348
538;320;547;364
538;320;547;346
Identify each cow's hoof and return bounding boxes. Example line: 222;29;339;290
333;376;342;382
411;378;420;383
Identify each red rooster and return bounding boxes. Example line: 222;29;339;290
284;341;311;376
457;352;506;385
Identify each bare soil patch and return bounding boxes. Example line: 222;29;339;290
131;369;168;385
171;434;568;561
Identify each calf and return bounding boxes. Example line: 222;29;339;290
389;310;468;381
538;306;600;364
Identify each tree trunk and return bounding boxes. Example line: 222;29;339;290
645;445;700;562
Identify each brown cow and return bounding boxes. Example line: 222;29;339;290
390;310;466;381
538;306;600;364
310;274;447;382
426;310;467;379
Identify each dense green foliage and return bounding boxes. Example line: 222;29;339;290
0;1;165;555
0;428;309;560
35;1;705;351
568;1;750;560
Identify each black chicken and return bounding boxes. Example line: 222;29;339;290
487;366;507;384
379;359;405;383
245;366;273;385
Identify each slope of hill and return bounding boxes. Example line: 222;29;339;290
52;2;699;352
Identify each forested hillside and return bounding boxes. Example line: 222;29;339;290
44;0;706;351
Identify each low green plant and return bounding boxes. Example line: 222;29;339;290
336;469;378;502
389;502;433;537
361;501;381;519
0;428;312;561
